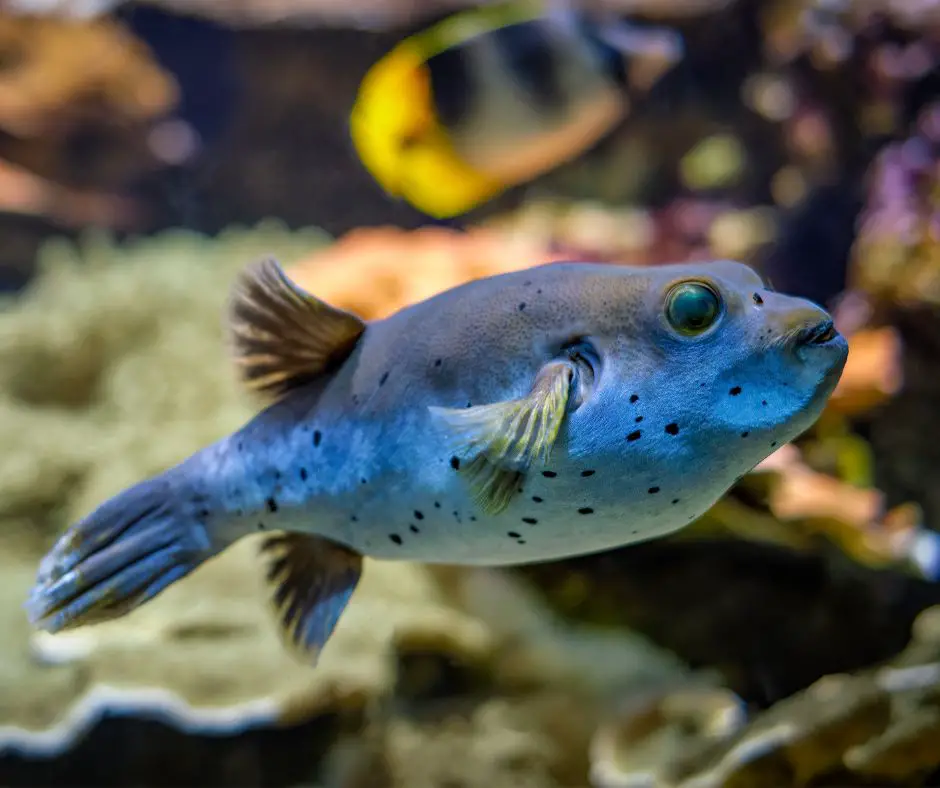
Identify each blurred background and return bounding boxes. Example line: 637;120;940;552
0;0;938;786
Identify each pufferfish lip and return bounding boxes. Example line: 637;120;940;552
796;318;839;347
793;318;848;368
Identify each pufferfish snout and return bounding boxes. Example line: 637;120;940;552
766;297;847;370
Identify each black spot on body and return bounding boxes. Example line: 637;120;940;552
522;517;538;525
434;501;441;508
518;302;526;311
517;539;527;544
741;431;750;438
257;522;266;530
672;498;680;504
360;477;367;485
753;292;764;305
507;531;521;538
299;467;308;481
350;515;359;522
379;371;389;386
410;525;420;533
532;496;543;503
635;416;643;423
648;487;660;494
450;456;461;470
665;423;680;435
313;430;322;447
198;508;210;519
580;470;595;477
578;507;594;515
470;516;477;522
542;471;557;478
762;400;768;406
629;394;639;403
414;510;424;520
771;441;777;447
434;358;442;367
389;534;403;545
627;430;642;442
266;497;278;513
729;386;742;396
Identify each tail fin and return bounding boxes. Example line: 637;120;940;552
25;473;216;634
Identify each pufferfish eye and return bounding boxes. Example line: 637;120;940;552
664;281;723;336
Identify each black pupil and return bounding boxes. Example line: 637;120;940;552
670;284;719;331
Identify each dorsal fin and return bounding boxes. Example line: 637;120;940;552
227;257;367;401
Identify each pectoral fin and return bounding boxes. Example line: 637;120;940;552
259;532;362;664
429;360;574;514
227;257;367;402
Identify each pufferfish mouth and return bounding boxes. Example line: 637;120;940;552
796;319;839;346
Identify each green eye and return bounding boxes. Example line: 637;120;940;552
665;282;723;336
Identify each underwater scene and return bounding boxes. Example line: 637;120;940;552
0;0;939;786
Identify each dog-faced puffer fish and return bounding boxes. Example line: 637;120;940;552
349;0;683;218
27;259;847;664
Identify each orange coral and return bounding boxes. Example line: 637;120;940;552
287;225;570;319
0;157;142;228
752;444;925;571
827;326;903;417
0;15;177;139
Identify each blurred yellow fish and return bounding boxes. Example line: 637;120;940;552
350;0;684;218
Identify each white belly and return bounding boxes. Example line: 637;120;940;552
323;449;742;566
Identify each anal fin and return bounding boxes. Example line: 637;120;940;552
259;532;362;663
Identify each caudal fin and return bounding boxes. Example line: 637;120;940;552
25;474;216;633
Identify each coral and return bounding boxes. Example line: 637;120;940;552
850;112;940;309
0;16;175;139
0;221;329;734
590;603;940;787
849;98;940;529
0;14;178;243
286;224;568;319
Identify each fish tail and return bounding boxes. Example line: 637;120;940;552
25;470;219;633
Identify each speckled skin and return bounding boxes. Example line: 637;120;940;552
179;260;848;566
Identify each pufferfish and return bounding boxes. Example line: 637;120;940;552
26;259;848;663
349;0;684;218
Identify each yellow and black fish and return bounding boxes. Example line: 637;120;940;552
350;0;684;218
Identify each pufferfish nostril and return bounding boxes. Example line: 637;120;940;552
798;319;838;345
